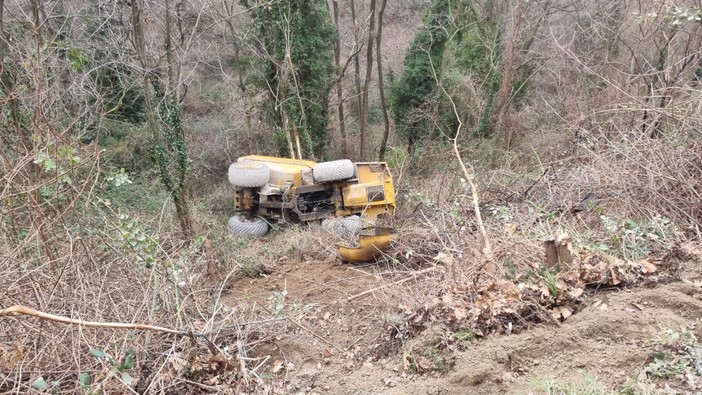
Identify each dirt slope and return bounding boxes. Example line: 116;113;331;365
307;282;702;394
224;248;702;394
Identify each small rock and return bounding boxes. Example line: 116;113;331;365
501;372;516;383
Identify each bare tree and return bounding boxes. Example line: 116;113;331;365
376;0;391;161
492;0;527;152
350;0;363;121
331;0;349;157
359;0;377;160
129;0;201;238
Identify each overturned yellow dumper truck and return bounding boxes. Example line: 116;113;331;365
227;155;397;262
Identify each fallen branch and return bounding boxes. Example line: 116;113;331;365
0;305;193;336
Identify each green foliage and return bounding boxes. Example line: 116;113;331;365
104;173;170;214
453;329;475;346
384;146;408;169
31;376;61;394
645;328;701;380
89;348;136;385
390;0;453;150
77;372;91;388
89;61;145;124
393;0;538;146
153;93;189;199
267;290;288;316
83;3;145;124
662;6;702;25
598;215;678;260
241;0;336;158
116;213;159;268
98;121;153;172
32;145;81;205
537;264;560;299
538;371;617;395
391;0;509;149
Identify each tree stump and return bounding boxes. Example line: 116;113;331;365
544;233;574;269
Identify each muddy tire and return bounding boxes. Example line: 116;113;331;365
313;159;354;182
228;162;269;187
227;215;269;237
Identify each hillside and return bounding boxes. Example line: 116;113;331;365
1;0;701;394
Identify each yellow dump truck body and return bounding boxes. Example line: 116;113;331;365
228;155;397;262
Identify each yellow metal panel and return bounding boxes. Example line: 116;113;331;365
239;155;317;168
336;227;397;263
341;162;396;211
239;155;315;187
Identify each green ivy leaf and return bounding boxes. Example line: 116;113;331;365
43;158;57;171
121;372;134;385
32;377;49;390
78;372;91;386
122;354;135;370
89;348;106;358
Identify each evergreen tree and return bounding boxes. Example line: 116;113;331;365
392;0;517;151
241;0;336;159
390;0;452;154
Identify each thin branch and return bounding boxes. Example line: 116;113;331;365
1;305;192;336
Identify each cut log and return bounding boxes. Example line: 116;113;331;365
543;233;574;269
544;237;558;268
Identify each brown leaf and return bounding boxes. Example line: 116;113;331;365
504;289;521;302
271;360;284;373
560;305;573;320
484;261;497;276
568;287;584;298
452;306;468;321
550;306;573;320
640;261;657;274
442;291;454;305
323;347;334;358
402;353;411;371
609;268;621;285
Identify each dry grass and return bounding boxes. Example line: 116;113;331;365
1;126;700;393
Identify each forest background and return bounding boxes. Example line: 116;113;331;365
1;0;701;393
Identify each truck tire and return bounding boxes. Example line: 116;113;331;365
228;215;269;237
313;159;354;182
228;162;269;187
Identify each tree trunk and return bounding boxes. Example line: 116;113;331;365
350;0;362;121
130;0;157;133
359;0;376;161
174;191;194;238
376;0;390;161
493;0;525;151
0;0;5;71
236;57;255;153
332;0;348;157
